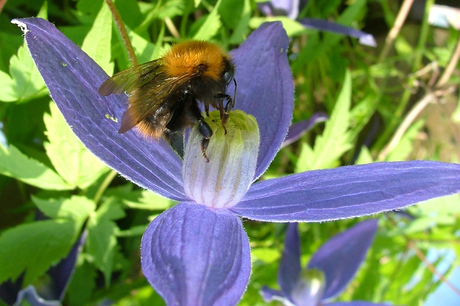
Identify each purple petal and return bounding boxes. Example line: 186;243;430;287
230;22;294;180
299;18;377;47
257;0;300;19
308;220;378;300
260;286;288;303
281;112;328;148
141;203;251;306
231;161;460;222
278;223;301;300
47;231;86;300
14;285;60;306
13;18;186;201
0;273;23;305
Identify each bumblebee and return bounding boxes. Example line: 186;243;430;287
98;41;236;160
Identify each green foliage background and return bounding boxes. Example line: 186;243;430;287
0;0;459;305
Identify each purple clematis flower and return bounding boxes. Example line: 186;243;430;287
12;17;460;305
261;220;389;306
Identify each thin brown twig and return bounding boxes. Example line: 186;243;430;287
378;0;415;62
165;18;180;38
407;241;460;296
387;217;460;297
378;31;460;160
378;93;435;160
436;36;460;88
0;0;7;13
104;0;138;67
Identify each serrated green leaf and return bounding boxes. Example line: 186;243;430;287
32;195;96;220
0;44;47;103
0;144;73;190
193;0;222;40
296;71;353;172
86;197;125;286
0;219;79;285
96;197;126;221
81;2;114;75
44;103;108;189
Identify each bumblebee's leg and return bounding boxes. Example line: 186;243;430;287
214;93;233;131
186;94;213;162
198;120;212;163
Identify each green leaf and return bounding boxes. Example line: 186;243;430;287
193;0;222;40
0;219;80;285
86;197;125;286
36;0;48;19
228;0;251;44
0;144;73;190
0;44;47;103
296;71;353;171
0;70;17;102
386;119;424;162
349;92;379;140
127;26;164;64
32;195;96;220
81;2;114;75
355;146;374;165
249;17;307;37
44;102;109;189
154;0;187;19
123;190;175;210
251;248;280;264
67;257;97;305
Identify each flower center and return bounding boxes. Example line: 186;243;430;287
182;110;260;208
291;269;326;306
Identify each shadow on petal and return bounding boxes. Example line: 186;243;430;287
141;203;250;306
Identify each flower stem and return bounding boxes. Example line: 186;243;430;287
93;170;118;205
104;0;138;66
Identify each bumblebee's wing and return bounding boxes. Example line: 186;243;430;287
98;59;164;96
117;73;193;135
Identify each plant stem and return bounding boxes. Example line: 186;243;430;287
93;170;118;205
104;0;138;66
378;0;414;63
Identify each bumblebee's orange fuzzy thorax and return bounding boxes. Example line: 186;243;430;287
163;41;228;81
